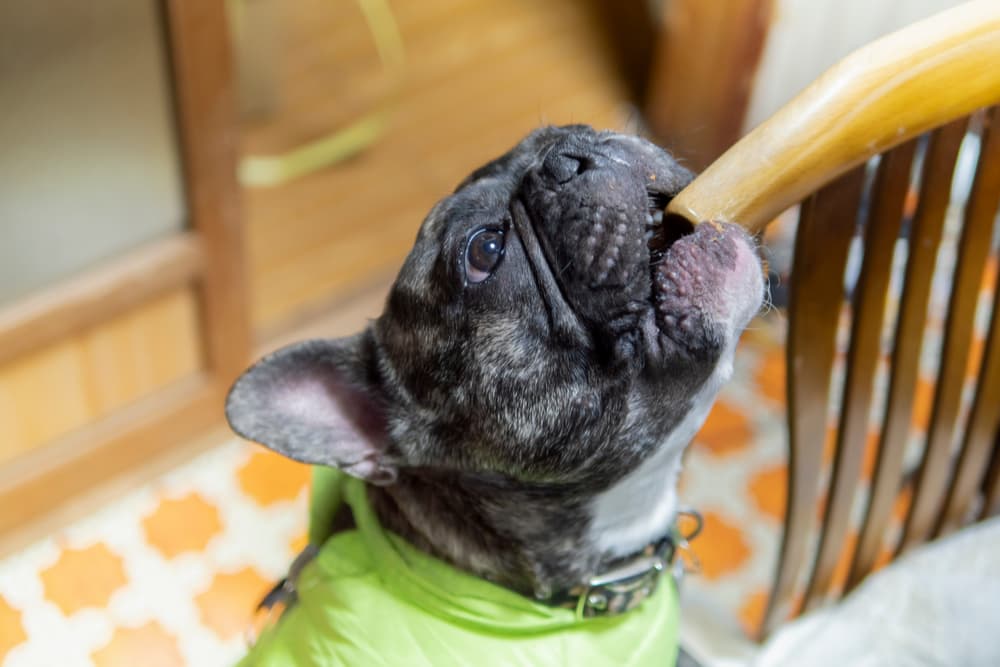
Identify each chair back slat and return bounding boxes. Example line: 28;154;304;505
801;140;918;612
901;106;1000;551
939;260;1000;534
767;106;1000;633
848;118;968;587
981;432;1000;519
763;167;866;632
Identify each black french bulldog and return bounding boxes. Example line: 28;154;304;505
226;125;764;602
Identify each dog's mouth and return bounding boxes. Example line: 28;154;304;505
643;191;761;359
644;191;700;334
515;128;761;358
644;193;693;266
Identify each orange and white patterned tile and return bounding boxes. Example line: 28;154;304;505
0;443;310;666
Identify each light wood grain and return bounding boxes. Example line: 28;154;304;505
0;234;203;367
666;0;1000;232
242;0;635;329
0;0;247;538
164;0;251;386
644;0;773;171
0;289;203;466
0;375;222;539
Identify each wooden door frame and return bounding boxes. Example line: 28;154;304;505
0;0;249;540
643;0;774;173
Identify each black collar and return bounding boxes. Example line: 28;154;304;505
542;508;703;619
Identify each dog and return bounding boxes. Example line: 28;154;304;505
226;124;765;665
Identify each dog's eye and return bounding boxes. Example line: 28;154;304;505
465;228;506;283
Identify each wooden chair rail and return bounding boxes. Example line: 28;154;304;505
665;0;1000;233
0;374;222;543
0;234;204;368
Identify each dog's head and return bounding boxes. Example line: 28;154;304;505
226;125;764;493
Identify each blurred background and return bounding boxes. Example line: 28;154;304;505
0;0;988;665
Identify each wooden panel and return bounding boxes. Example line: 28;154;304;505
79;290;202;415
848;119;968;586
0;0;245;540
804;140;917;610
0;234;202;367
763;166;866;633
0;341;91;462
0;375;222;539
164;0;251;386
902;107;1000;551
0;289;202;466
242;0;636;330
644;0;773;171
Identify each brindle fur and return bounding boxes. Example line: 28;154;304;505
226;125;764;596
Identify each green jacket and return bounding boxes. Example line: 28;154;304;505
239;468;679;666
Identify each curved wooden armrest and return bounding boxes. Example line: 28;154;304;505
666;0;1000;234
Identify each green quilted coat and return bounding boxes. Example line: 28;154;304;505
238;467;679;666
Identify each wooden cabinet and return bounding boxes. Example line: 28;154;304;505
0;1;250;539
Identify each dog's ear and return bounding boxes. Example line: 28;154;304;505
224;334;397;485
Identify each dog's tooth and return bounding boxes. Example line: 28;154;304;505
645;213;654;225
652;210;664;224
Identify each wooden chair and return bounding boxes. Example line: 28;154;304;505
665;0;1000;637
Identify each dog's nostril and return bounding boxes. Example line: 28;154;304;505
543;152;591;184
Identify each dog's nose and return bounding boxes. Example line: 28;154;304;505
542;151;594;185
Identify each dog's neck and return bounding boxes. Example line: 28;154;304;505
364;350;733;597
366;469;669;597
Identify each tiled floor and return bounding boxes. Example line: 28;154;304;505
0;443;312;666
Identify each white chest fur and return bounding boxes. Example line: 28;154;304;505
587;350;735;557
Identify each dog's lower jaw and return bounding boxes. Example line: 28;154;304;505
587;344;736;557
